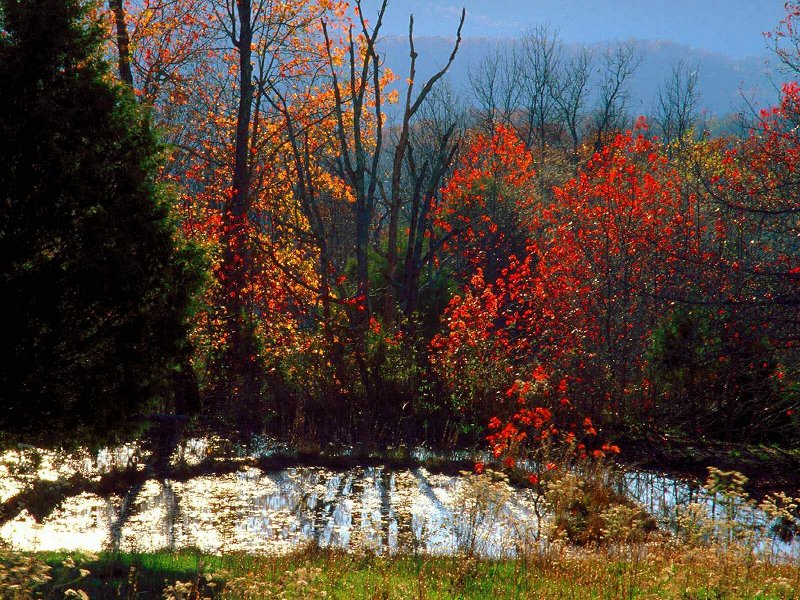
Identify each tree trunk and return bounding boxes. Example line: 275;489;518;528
218;0;257;421
108;0;134;87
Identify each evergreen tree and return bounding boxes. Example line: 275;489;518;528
0;0;202;449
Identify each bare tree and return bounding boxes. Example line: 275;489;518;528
552;46;592;165
654;59;701;155
397;80;465;321
516;24;561;167
383;8;465;324
591;43;640;151
468;45;521;133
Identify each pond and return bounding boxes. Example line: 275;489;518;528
0;438;796;559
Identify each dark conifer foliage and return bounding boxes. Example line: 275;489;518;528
0;0;201;449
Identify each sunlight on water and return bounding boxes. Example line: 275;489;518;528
1;460;539;556
0;439;795;558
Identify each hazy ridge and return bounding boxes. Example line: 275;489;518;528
378;35;780;118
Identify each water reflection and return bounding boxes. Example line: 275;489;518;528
1;465;540;556
615;468;704;527
0;440;796;559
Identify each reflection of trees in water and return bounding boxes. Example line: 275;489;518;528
612;469;703;530
255;467;407;552
392;472;418;553
354;467;391;551
17;451;786;557
411;469;450;551
108;480;146;551
162;481;180;549
412;469;447;513
380;469;393;550
107;418;185;551
297;469;350;546
251;469;355;548
107;480;183;552
237;467;445;553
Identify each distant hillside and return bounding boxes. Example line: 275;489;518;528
377;36;780;118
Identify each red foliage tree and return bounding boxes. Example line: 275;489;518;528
434;122;693;469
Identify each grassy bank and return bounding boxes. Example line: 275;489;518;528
1;543;797;599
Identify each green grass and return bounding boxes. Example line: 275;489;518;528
4;544;798;599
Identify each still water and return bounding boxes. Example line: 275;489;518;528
1;464;540;556
0;438;795;558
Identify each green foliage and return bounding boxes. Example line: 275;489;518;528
650;307;717;374
0;0;202;449
648;307;719;422
648;307;795;442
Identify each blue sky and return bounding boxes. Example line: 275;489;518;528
360;1;785;58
